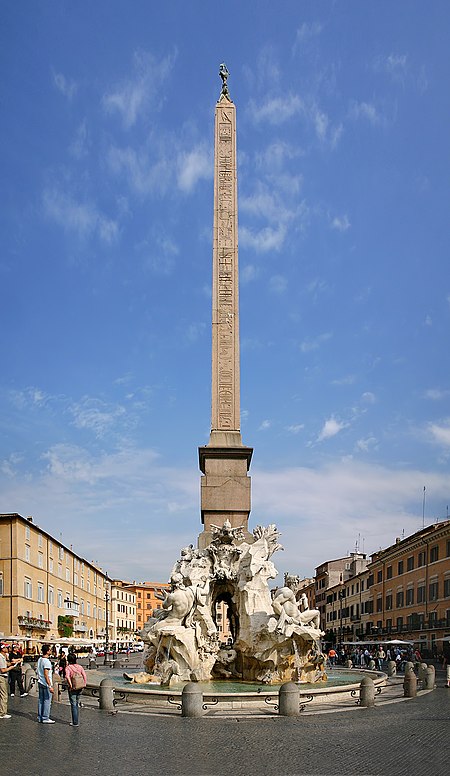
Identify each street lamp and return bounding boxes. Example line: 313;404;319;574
338;589;345;651
104;574;110;666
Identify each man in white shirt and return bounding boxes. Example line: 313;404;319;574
0;643;22;719
36;644;55;723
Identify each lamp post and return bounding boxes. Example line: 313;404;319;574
338;589;345;653
104;574;110;666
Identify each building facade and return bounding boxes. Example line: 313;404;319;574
0;513;108;646
110;579;136;647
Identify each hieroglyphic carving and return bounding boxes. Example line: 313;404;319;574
212;100;240;432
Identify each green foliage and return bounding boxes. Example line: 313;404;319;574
57;615;74;637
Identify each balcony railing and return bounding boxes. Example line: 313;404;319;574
18;615;51;630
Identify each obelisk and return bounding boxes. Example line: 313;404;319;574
198;65;253;549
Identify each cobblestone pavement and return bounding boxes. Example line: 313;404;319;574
0;671;448;776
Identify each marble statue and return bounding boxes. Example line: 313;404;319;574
129;522;324;687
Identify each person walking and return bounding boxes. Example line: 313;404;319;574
65;652;87;727
37;644;55;723
0;643;23;719
8;643;28;698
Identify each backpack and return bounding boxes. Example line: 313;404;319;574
70;669;86;690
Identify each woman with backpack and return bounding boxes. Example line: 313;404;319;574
65;653;87;727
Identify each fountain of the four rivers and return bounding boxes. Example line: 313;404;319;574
93;66;385;710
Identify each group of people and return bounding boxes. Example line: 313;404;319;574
326;644;422;670
0;642;87;726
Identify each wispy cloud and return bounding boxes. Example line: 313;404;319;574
269;275;287;294
299;332;332;353
103;49;176;129
69;120;90;159
285;424;304;435
177;145;212;192
248;94;303;125
427;419;450;448
258;419;271;431
53;71;77;99
42;188;119;244
107;145;173;197
69;398;127;438
424;388;450;400
240;224;287;253
294;21;323;48
349;100;381;125
331;214;351;232
374;53;408;84
355;436;378;453
317;417;348;442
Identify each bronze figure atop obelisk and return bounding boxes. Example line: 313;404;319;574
198;65;253;549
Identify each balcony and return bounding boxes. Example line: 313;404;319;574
18;615;51;631
64;600;80;617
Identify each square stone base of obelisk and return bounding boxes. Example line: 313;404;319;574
198;441;253;550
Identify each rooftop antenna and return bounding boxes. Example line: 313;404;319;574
401;528;405;540
422;485;426;529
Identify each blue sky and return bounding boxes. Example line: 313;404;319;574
1;1;449;583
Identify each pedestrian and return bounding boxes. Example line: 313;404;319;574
0;643;23;719
65;652;87;727
8;643;28;697
36;644;55;723
328;647;337;666
58;648;67;678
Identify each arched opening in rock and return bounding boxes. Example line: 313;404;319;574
211;581;239;643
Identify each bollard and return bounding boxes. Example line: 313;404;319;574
418;663;428;684
181;682;204;717
386;660;396;677
403;667;417;697
446;665;450;688
53;673;63;702
359;676;375;707
278;682;300;716
423;666;435;690
403;661;414;674
345;659;353;669
113;660;121;669
23;665;37;694
99;677;115;711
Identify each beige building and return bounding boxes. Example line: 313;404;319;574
0;513;108;646
110;579;136;647
315;552;368;632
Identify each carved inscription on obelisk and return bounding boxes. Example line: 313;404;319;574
211;98;240;438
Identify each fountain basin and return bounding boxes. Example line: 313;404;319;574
83;667;387;712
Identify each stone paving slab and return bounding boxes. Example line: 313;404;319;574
0;673;448;776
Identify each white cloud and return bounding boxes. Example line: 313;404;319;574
107;145;173;197
349;101;381;125
240;224;287;253
248;94;303;125
177;145;212;192
427;420;450;448
42;188;119;244
69;120;89;159
286;424;304;435
299;332;332;353
361;392;377;404
139;232;179;275
53;71;77;99
294;22;323;46
258;419;271;431
103;49;176;129
241;264;259;284
374;53;408;84
269;275;287;294
317;417;348;442
424;388;450;400
332;375;356;386
331;214;351;232
355;436;378;453
69;398;127;438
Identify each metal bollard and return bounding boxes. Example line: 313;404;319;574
181;682;204;717
99;677;115;711
386;660;396;677
359;676;375;707
52;673;63;702
403;667;417;697
423;666;435;690
278;682;300;716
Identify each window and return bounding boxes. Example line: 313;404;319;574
447;540;450;558
58;563;62;578
80;577;84;589
59;546;64;560
386;618;392;631
66;568;70;582
74;573;78;586
429;611;437;626
0;572;3;596
87;602;91;616
24;578;32;599
81;601;84;615
398;561;404;575
396;616;403;629
25;525;30;540
38;583;44;603
48;586;54;604
25;545;30;562
429;582;439;601
93;605;97;619
377;570;382;583
367;574;374;587
385;594;393;610
361;581;364;592
407;556;414;571
48;541;53;556
147;593;151;599
38;552;44;569
147;603;151;610
376;597;382;613
49;558;53;573
57;590;63;608
396;590;404;607
418;551;426;567
430;546;439;563
406;588;414;605
444;579;450;598
38;533;43;547
417;585;426;603
386;565;393;580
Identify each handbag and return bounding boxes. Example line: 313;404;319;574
70;669;86;690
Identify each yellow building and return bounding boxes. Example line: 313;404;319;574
0;513;108;647
110;579;136;647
